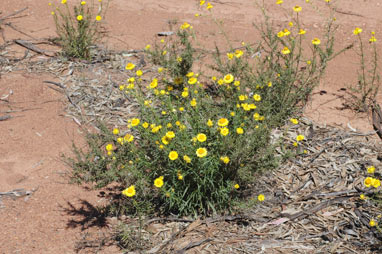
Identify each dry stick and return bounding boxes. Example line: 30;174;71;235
0;7;28;22
0;115;11;121
14;39;54;57
5;22;38;40
283;196;351;221
175;238;214;254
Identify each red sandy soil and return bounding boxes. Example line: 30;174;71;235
1;0;382;253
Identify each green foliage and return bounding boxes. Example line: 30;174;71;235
50;0;108;60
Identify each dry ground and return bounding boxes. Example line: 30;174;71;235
1;0;382;253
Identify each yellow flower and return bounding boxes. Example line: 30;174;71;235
51;11;55;15
234;80;240;86
124;134;134;143
296;135;305;141
182;91;189;98
220;127;229;136
77;15;83;21
239;95;247;101
81;1;86;5
166;131;175;139
112;128;119;135
234;184;240;189
277;31;285;38
218;118;229;127
288;22;293;27
183;155;191;163
169;151;179;160
276;0;283;4
142;122;149;129
145;44;151;50
290;118;299;124
369;219;377;227
217;79;224;85
281;47;291;55
197;133;207;142
298;29;306;35
253;94;261;101
364;177;374;188
122;185;136;197
353;27;362;35
220;156;230;164
150;78;158;89
312;38;321;45
234;50;243;58
190;98;197;107
227;53;234;60
154;177;164;188
125;63;135;70
179;107;184;111
200;0;205;5
253;113;260;120
367;166;376;174
268;82;272;87
230;112;235;116
360;194;367;200
373;179;381;188
136;70;143;76
180;22;191;30
196;147;208;158
206;2;213;10
188;77;197;85
207;119;213;127
131;118;140;127
236;127;244;134
283;29;291;36
293;5;302;12
370;36;377;43
257;194;265;202
293;142;298;147
95;15;102;21
162;136;170;145
61;0;67;4
106;144;113;151
186;72;194;77
224;74;234;84
178;173;183;180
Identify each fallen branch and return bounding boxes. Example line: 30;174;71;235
0;115;11;121
14;39;55;57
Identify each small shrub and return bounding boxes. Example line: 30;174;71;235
49;0;108;60
69;2;350;216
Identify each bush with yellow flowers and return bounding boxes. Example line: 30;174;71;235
69;1;351;216
49;0;108;60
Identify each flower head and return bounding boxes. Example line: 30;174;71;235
293;5;302;12
364;177;374;188
369;219;377;227
196;147;208;158
96;15;102;21
154;177;164;188
77;15;83;21
290;118;299;124
220;127;229;136
169;151;179;160
312;38;321;45
126;63;135;70
234;184;240;189
353;27;363;35
122;185;136;197
257;194;265;202
367;166;376;174
183;155;192;163
218;118;229;127
188;77;197;85
236;127;244;134
131;118;140;127
224;74;234;84
281;47;291;55
220;156;230;164
196;133;207;142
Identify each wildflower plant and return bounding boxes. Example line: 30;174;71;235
348;28;380;112
69;1;350;216
49;0;108;60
